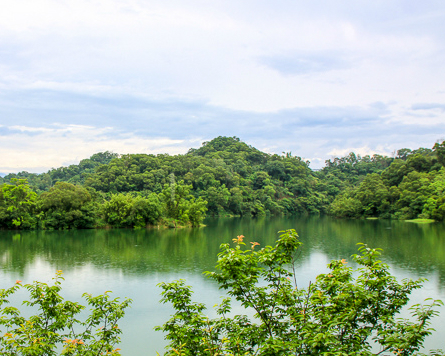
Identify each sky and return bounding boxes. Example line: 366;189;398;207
1;0;445;173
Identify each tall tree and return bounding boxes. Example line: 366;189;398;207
0;178;37;229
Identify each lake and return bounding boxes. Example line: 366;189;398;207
1;215;445;354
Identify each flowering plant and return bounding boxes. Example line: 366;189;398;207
157;229;444;356
0;271;131;355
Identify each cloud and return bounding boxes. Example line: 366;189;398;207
0;1;445;171
411;103;445;111
0;123;188;173
1;87;443;171
389;103;445;126
259;52;353;75
1;0;443;113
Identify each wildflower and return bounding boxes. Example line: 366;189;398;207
327;274;333;277
15;280;22;284
232;235;245;244
250;241;260;250
341;259;347;264
63;338;84;346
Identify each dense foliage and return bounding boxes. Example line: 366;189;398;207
1;136;445;229
0;271;131;355
324;142;445;220
0;178;206;229
157;230;444;355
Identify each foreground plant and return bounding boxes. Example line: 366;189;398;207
0;271;131;355
157;229;444;355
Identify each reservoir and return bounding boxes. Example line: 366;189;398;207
1;215;444;355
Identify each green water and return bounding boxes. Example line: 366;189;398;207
1;216;445;354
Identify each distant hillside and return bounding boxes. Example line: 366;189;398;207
1;136;444;225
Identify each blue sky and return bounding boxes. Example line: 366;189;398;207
0;0;444;173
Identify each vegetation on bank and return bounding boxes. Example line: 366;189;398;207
325;141;445;221
1;136;445;229
0;177;206;230
405;219;436;224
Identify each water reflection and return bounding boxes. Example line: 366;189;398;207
1;216;445;354
1;216;445;285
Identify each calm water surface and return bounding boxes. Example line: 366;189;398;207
1;216;445;354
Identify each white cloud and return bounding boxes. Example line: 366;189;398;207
0;124;187;173
2;0;443;112
1;1;445;172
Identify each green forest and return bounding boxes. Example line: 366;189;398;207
1;136;445;230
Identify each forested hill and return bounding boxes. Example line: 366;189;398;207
322;141;445;220
1;136;445;229
1;136;319;216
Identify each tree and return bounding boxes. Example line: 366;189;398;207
160;175;207;226
382;159;410;187
397;148;413;161
406;154;432;173
202;185;230;215
102;193;162;228
157;230;444;355
355;173;391;217
433;141;445;166
38;182;97;229
396;171;434;219
329;192;361;218
0;271;131;355
102;193;134;227
420;168;445;220
187;197;208;227
89;151;119;165
129;194;162;228
0;178;37;229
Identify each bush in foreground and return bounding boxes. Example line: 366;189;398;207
157;229;444;356
0;271;131;355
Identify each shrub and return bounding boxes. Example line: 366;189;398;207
0;271;131;355
157;229;444;355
